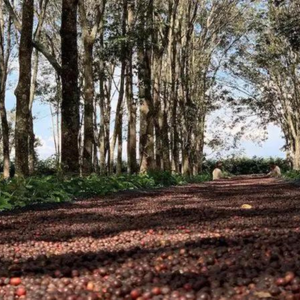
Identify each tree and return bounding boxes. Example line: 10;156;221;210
79;0;106;175
60;0;80;174
14;0;34;177
138;0;155;173
227;2;300;169
273;0;300;51
0;1;12;179
126;0;137;174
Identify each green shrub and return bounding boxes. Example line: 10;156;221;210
35;155;60;176
284;170;300;180
203;157;291;175
0;172;209;212
0;176;72;210
184;174;211;183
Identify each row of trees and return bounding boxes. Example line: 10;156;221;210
227;1;300;169
0;0;299;178
0;0;249;177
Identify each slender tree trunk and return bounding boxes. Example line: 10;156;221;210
110;64;126;174
193;116;205;175
138;0;154;173
14;0;34;177
110;0;127;174
56;78;62;164
293;136;300;170
0;90;10;179
153;51;163;170
82;41;94;175
170;16;179;173
99;81;106;174
126;60;137;174
0;3;10;179
161;81;171;171
50;103;59;158
92;96;99;173
97;4;107;175
60;0;80;174
126;0;137;174
117;105;123;175
28;49;39;175
27;0;49;175
79;0;106;175
104;66;113;174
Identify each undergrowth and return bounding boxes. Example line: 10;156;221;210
284;170;300;180
0;172;210;212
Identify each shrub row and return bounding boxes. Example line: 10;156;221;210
202;157;291;175
0;172;210;212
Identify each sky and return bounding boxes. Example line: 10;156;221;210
5;87;286;161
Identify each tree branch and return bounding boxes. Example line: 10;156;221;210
3;0;62;75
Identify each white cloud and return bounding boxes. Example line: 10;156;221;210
36;136;56;159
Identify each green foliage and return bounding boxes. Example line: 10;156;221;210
284;170;300;180
0;157;292;212
35;155;60;176
0;176;72;210
203;157;290;175
183;174;212;184
0;172;209;212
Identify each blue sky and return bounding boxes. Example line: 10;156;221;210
242;125;285;158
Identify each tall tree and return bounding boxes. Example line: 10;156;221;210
126;0;137;174
227;1;300;169
28;0;50;175
14;0;34;177
60;0;80;174
0;1;12;179
110;0;127;175
138;0;154;173
79;0;105;175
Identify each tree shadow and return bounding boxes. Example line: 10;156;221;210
1;178;300;298
0;179;300;245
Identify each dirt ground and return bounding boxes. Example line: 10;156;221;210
1;178;300;300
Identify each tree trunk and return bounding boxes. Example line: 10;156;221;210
139;49;154;173
126;0;137;174
138;0;154;173
60;0;80;174
28;49;39;175
170;21;179;173
14;0;34;177
79;0;105;175
161;82;171;171
110;0;127;174
152;50;163;171
99;81;106;174
98;46;106;175
0;90;10;179
0;3;10;179
117;106;123;175
293;136;300;170
126;60;137;174
82;41;94;175
110;64;125;174
193;117;205;175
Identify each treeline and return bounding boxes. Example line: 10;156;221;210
227;1;300;170
1;156;290;178
0;0;299;179
0;0;249;178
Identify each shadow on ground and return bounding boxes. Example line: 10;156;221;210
1;178;300;299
